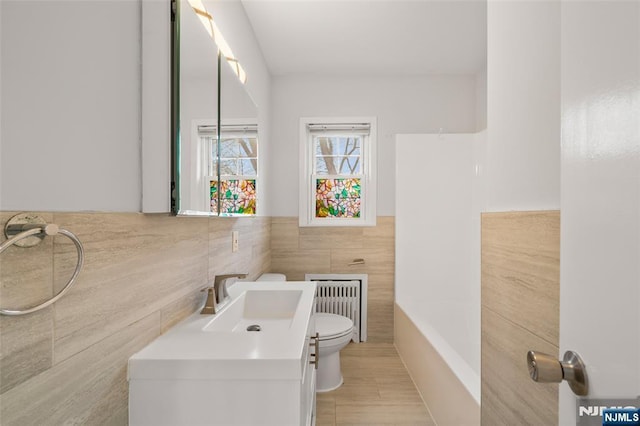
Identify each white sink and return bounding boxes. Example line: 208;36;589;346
128;281;319;426
128;281;317;381
204;289;303;332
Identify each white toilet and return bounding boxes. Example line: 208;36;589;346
257;273;355;392
314;312;354;392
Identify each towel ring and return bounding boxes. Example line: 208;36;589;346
0;214;84;316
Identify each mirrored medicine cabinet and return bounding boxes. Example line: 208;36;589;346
171;0;258;217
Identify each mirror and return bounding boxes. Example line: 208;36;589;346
215;53;259;216
171;0;258;216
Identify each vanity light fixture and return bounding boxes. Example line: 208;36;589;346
187;0;247;84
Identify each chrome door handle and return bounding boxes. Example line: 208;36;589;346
526;350;589;396
309;332;319;370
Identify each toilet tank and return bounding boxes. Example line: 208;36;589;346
257;273;286;281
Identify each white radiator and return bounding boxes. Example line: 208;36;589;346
306;274;368;342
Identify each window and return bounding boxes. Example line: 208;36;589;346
299;117;377;227
199;124;258;216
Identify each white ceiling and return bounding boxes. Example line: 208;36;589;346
241;0;487;77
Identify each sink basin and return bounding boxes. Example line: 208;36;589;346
128;281;317;382
128;281;319;426
204;289;303;332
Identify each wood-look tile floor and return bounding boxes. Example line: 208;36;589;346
316;343;436;426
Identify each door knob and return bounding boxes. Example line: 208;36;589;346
526;350;589;396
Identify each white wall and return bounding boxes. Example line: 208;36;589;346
0;0;269;214
559;1;640;423
1;0;141;212
486;0;560;212
396;133;483;402
268;75;478;216
475;66;487;131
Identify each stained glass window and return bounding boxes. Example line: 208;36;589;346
199;124;258;216
315;178;361;218
300;119;376;226
210;179;256;215
312;134;365;219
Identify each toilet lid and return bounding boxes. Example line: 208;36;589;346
315;313;354;340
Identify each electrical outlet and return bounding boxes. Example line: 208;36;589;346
232;231;239;252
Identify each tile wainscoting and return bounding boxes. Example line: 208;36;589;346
481;211;560;425
1;210;559;424
0;213;394;423
271;217;395;343
0;212;270;424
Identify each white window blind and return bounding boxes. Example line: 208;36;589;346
307;123;371;135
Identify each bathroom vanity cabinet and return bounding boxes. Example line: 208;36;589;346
128;281;318;425
129;357;316;425
300;328;318;425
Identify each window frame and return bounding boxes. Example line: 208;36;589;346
299;117;377;227
195;119;259;216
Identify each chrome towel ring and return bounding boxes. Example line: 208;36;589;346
0;213;84;316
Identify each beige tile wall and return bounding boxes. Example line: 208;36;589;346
481;211;560;425
271;217;395;343
0;212;271;425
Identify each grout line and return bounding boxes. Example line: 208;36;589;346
481;305;559;349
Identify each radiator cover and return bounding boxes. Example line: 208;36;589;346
305;273;368;342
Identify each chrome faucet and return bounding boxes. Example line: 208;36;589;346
200;273;248;315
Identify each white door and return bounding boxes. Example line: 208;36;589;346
559;1;639;424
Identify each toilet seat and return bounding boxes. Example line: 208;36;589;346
315;313;354;341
